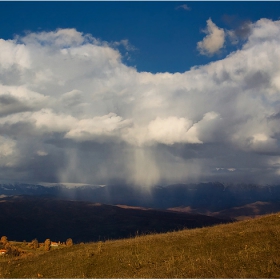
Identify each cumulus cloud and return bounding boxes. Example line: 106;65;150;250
1;22;280;186
197;18;225;55
65;113;132;142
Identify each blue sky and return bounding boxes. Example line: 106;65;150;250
1;2;280;186
1;2;280;73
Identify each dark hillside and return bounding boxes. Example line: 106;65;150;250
168;201;280;220
0;196;230;243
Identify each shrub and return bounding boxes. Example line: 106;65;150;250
44;239;51;251
1;236;8;245
66;238;73;247
31;239;39;249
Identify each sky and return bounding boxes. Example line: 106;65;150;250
1;2;280;186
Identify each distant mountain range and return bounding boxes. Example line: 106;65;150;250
0;182;280;212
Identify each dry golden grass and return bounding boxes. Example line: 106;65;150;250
1;213;280;278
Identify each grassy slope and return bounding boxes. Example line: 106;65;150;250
1;213;280;278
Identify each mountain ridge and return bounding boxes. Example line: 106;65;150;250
0;182;279;211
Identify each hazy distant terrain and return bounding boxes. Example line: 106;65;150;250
1;182;280;211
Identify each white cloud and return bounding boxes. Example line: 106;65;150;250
65;113;132;142
1;19;280;185
175;4;191;11
147;116;200;145
20;28;85;48
197;18;225;56
32;109;77;133
0;39;30;69
244;19;280;49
